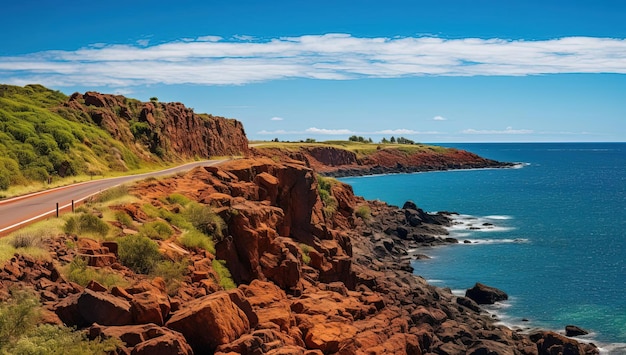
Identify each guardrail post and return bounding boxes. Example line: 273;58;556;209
56;203;59;217
72;200;75;213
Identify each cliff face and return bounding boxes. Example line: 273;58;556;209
255;145;512;177
64;91;249;161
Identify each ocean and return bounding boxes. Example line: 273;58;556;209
339;143;626;352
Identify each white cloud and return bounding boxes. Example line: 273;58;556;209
258;129;291;135
305;127;355;135
270;117;284;121
462;126;534;135
1;34;625;87
377;129;418;135
432;115;447;121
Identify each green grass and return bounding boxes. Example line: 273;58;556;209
0;219;64;263
118;235;163;274
299;243;312;265
64;213;110;238
178;228;216;254
0;289;120;354
355;205;371;221
64;256;129;289
152;259;189;296
212;259;236;290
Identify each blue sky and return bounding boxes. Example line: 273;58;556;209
1;0;625;142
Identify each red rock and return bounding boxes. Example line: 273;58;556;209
86;280;108;292
304;322;357;353
131;291;167;325
165;291;250;353
89;323;192;355
530;331;599;355
78;289;133;326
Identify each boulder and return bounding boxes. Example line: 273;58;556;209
530;331;598;355
304;322;357;353
565;325;589;337
56;289;132;327
465;283;508;305
89;323;192;355
165;291;250;353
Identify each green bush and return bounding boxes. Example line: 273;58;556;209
179;228;216;254
152;259;189;296
64;214;110;238
299;244;313;265
139;221;174;240
118;235;162;274
114;211;133;228
212;259;236;290
65;256;127;288
355;205;371;221
184;203;225;240
166;193;191;206
0;291;40;349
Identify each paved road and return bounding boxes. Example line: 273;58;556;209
0;159;227;234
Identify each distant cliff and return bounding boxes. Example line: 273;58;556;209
254;143;512;177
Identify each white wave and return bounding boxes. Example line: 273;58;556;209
485;215;513;220
598;343;626;354
426;279;444;284
462;238;529;245
451;289;466;297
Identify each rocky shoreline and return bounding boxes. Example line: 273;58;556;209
0;156;598;354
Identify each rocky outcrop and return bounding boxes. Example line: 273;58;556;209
255;145;513;177
64;91;249;162
466;282;509;305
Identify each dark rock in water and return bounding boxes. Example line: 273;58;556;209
464;240;473;244
522;318;529;322
444;237;458;243
414;254;431;260
402;201;418;210
530;331;598;355
465;283;508;305
565;325;589;337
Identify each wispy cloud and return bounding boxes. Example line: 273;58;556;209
432;115;447;121
270;116;284;121
1;34;625;87
462;126;534;134
305;127;355;135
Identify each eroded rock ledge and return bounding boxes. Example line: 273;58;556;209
0;157;597;354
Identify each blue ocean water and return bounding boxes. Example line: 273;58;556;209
340;143;626;348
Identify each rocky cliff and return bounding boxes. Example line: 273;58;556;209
0;155;597;354
255;145;512;177
64;91;249;161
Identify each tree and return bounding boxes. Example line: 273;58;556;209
381;137;389;144
390;136;396;143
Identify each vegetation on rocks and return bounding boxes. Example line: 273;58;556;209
0;290;119;354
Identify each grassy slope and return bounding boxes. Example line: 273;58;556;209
0;85;194;198
251;140;452;158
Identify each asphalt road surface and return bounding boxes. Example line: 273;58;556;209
0;159;227;234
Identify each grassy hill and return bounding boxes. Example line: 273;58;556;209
0;84;248;195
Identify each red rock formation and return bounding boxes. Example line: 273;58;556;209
63;91;249;162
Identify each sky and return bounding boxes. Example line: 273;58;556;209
1;0;625;142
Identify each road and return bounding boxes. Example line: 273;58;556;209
0;159;227;235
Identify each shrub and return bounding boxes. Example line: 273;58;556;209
212;259;236;290
184;203;225;240
166;193;191;206
355;205;371;221
114;211;133;228
0;290;40;348
139;221;173;240
299;243;312;265
118;235;162;274
152;259;189;296
179;228;216;254
64;213;109;238
9;231;44;249
65;256;128;288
